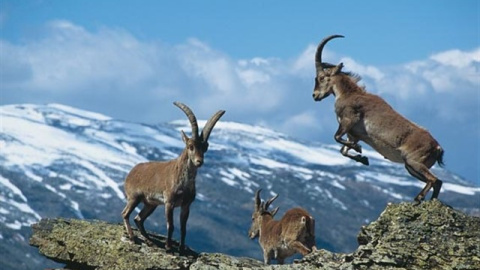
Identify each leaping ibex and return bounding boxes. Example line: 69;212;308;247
312;35;444;203
248;189;316;264
121;102;225;251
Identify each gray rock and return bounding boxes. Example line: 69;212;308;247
30;200;480;269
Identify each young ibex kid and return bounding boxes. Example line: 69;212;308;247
248;189;316;264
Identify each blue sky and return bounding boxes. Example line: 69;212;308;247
1;1;479;184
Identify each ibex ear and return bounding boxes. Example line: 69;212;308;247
181;130;189;143
271;207;280;217
332;63;344;75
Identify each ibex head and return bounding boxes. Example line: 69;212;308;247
312;34;345;101
248;189;280;239
174;101;225;167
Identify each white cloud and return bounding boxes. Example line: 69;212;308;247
281;111;317;132
402;49;480;93
237;58;271;86
291;44;340;77
291;44;316;76
177;38;238;93
430;48;480;68
1;21;479;182
1;20;163;94
340;57;385;81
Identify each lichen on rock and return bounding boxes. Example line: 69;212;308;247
30;218;196;270
30;200;480;269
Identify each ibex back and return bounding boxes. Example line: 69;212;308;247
121;102;225;251
312;35;444;203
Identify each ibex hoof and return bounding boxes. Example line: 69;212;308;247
353;144;362;153
413;196;423;206
360;156;369;166
126;237;136;244
143;238;155;247
355;156;369;166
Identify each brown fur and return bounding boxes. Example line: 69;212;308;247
249;190;316;264
121;102;224;251
313;35;444;203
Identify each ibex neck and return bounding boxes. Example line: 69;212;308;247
261;214;275;229
333;75;364;99
260;215;278;238
178;149;198;182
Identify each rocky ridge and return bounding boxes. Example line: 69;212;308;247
30;200;480;269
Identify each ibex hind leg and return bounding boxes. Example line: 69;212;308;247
290;240;312;256
431;179;443;200
405;160;440;203
134;203;157;246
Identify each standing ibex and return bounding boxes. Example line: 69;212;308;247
121;102;225;251
248;189;316;264
312;34;444;203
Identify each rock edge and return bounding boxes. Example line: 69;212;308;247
30;200;480;269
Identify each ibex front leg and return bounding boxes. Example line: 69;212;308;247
263;250;272;265
121;197;141;243
340;134;369;165
165;202;175;251
335;119;369;165
179;203;191;252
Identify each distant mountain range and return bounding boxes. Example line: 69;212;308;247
1;103;479;270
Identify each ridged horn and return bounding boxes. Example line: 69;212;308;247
315;34;344;72
255;189;262;211
200;110;225;143
173;102;199;139
265;193;279;210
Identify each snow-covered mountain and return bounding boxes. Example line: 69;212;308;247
1;103;479;270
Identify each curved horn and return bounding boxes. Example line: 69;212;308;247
265;193;279;210
255;189;262;211
200;110;225;142
271;206;280;217
173;102;199;139
315;34;344;72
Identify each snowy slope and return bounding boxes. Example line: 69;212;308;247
1;103;479;270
